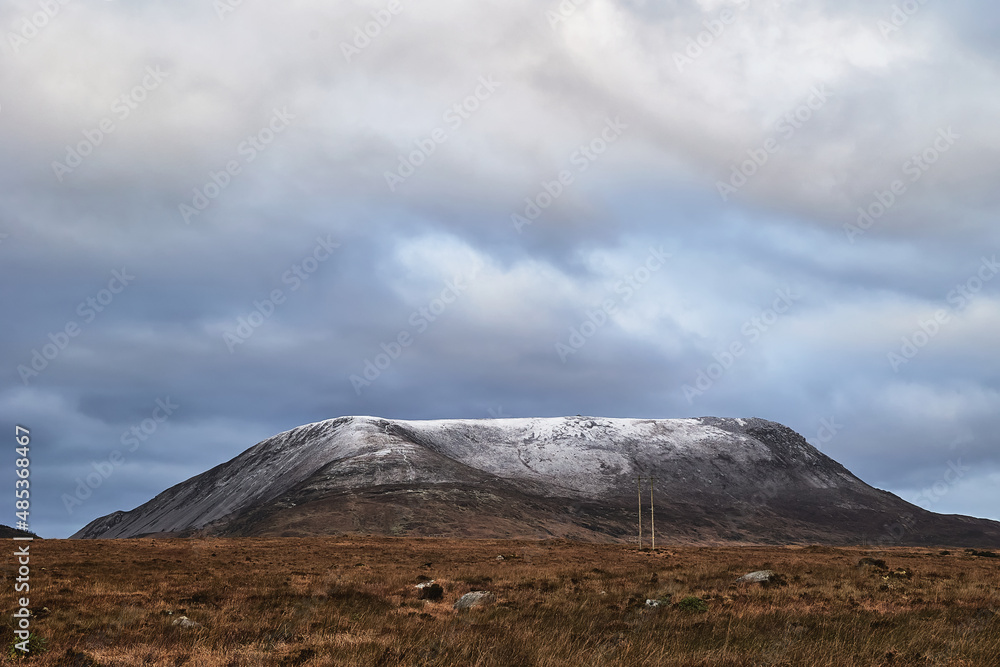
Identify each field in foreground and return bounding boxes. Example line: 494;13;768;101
3;537;999;666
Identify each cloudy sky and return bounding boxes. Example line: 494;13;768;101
2;0;998;539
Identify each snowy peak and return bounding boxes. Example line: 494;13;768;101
72;416;1000;547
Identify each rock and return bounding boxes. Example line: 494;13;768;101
496;555;504;561
645;592;671;607
735;570;775;583
735;570;787;587
171;615;202;629
453;591;495;610
416;580;444;601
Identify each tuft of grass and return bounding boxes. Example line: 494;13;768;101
7;632;47;660
676;595;708;613
967;548;999;558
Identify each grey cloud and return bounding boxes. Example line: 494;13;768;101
1;0;997;537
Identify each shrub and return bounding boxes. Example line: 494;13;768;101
676;596;708;613
857;557;888;571
8;632;47;660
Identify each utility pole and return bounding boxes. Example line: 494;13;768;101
649;476;656;551
636;475;643;550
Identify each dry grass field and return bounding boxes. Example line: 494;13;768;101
3;537;999;666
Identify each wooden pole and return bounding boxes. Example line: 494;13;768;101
636;475;642;550
649;477;655;551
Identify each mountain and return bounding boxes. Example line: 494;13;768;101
0;524;39;539
73;416;1000;546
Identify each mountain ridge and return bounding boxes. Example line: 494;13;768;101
73;415;1000;547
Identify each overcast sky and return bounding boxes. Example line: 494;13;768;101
2;0;998;539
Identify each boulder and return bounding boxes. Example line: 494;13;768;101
453;591;495;610
735;570;776;584
734;570;787;587
416;580;444;601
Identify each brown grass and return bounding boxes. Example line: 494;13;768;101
3;537;999;666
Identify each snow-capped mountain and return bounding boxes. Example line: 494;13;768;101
73;416;1000;546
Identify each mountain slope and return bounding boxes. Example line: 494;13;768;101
73;416;1000;546
0;524;39;539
